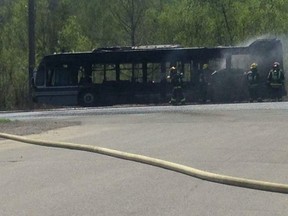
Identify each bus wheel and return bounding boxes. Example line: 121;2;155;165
79;92;95;106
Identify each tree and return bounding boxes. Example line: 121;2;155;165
109;0;152;46
0;0;29;109
68;0;121;48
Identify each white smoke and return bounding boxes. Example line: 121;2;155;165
237;34;288;72
237;34;273;47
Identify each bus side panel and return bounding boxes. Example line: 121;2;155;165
33;87;79;106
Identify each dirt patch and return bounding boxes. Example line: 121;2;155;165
0;120;81;136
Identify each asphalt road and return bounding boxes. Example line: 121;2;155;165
1;102;288;216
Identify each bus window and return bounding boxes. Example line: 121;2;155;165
46;64;77;86
92;64;104;84
78;66;85;83
105;64;116;81
147;63;161;83
231;54;250;70
134;64;143;83
35;64;45;86
46;68;53;86
78;66;92;85
119;63;143;82
120;64;132;81
208;59;224;71
182;63;192;82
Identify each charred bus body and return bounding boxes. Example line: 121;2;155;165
32;38;284;106
209;39;285;102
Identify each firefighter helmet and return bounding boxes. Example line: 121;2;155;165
203;64;208;70
273;62;280;69
170;66;177;72
250;63;257;69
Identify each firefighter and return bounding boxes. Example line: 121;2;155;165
167;66;186;105
246;63;261;102
267;62;285;101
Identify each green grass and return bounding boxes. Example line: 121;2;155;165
0;118;11;124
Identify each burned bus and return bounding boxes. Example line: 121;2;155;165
32;38;284;106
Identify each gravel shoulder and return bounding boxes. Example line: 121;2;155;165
0;120;81;136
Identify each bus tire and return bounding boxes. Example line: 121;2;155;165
79;92;95;106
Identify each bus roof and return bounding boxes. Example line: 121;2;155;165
41;38;282;64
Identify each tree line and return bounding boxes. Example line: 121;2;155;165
0;0;288;110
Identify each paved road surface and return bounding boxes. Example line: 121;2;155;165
0;102;288;215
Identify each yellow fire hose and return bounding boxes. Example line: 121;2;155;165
1;132;288;194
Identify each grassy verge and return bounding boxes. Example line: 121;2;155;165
0;118;11;124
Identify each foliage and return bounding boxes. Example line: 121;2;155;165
0;0;288;110
0;118;10;123
0;1;28;110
